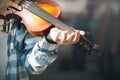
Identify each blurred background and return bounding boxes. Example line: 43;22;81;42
0;0;120;80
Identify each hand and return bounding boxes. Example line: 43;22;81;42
50;28;85;45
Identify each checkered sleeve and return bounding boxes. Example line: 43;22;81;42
21;36;59;74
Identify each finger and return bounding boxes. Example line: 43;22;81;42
72;30;80;43
57;31;68;45
63;30;80;45
54;30;68;44
80;30;85;36
65;32;75;44
61;31;68;43
54;30;61;42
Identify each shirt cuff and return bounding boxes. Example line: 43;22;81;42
39;36;59;51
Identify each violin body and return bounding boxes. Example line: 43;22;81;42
0;0;61;36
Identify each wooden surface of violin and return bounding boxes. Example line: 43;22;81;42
0;0;61;36
20;0;61;36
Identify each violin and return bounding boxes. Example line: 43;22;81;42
0;0;102;56
0;0;60;36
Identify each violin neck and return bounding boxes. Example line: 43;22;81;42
23;1;75;33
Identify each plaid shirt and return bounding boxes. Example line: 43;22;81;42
6;20;58;80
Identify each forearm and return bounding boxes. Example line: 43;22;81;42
21;36;59;74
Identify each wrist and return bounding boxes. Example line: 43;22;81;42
45;34;57;44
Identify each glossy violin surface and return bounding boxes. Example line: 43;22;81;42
0;0;61;36
21;0;61;36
